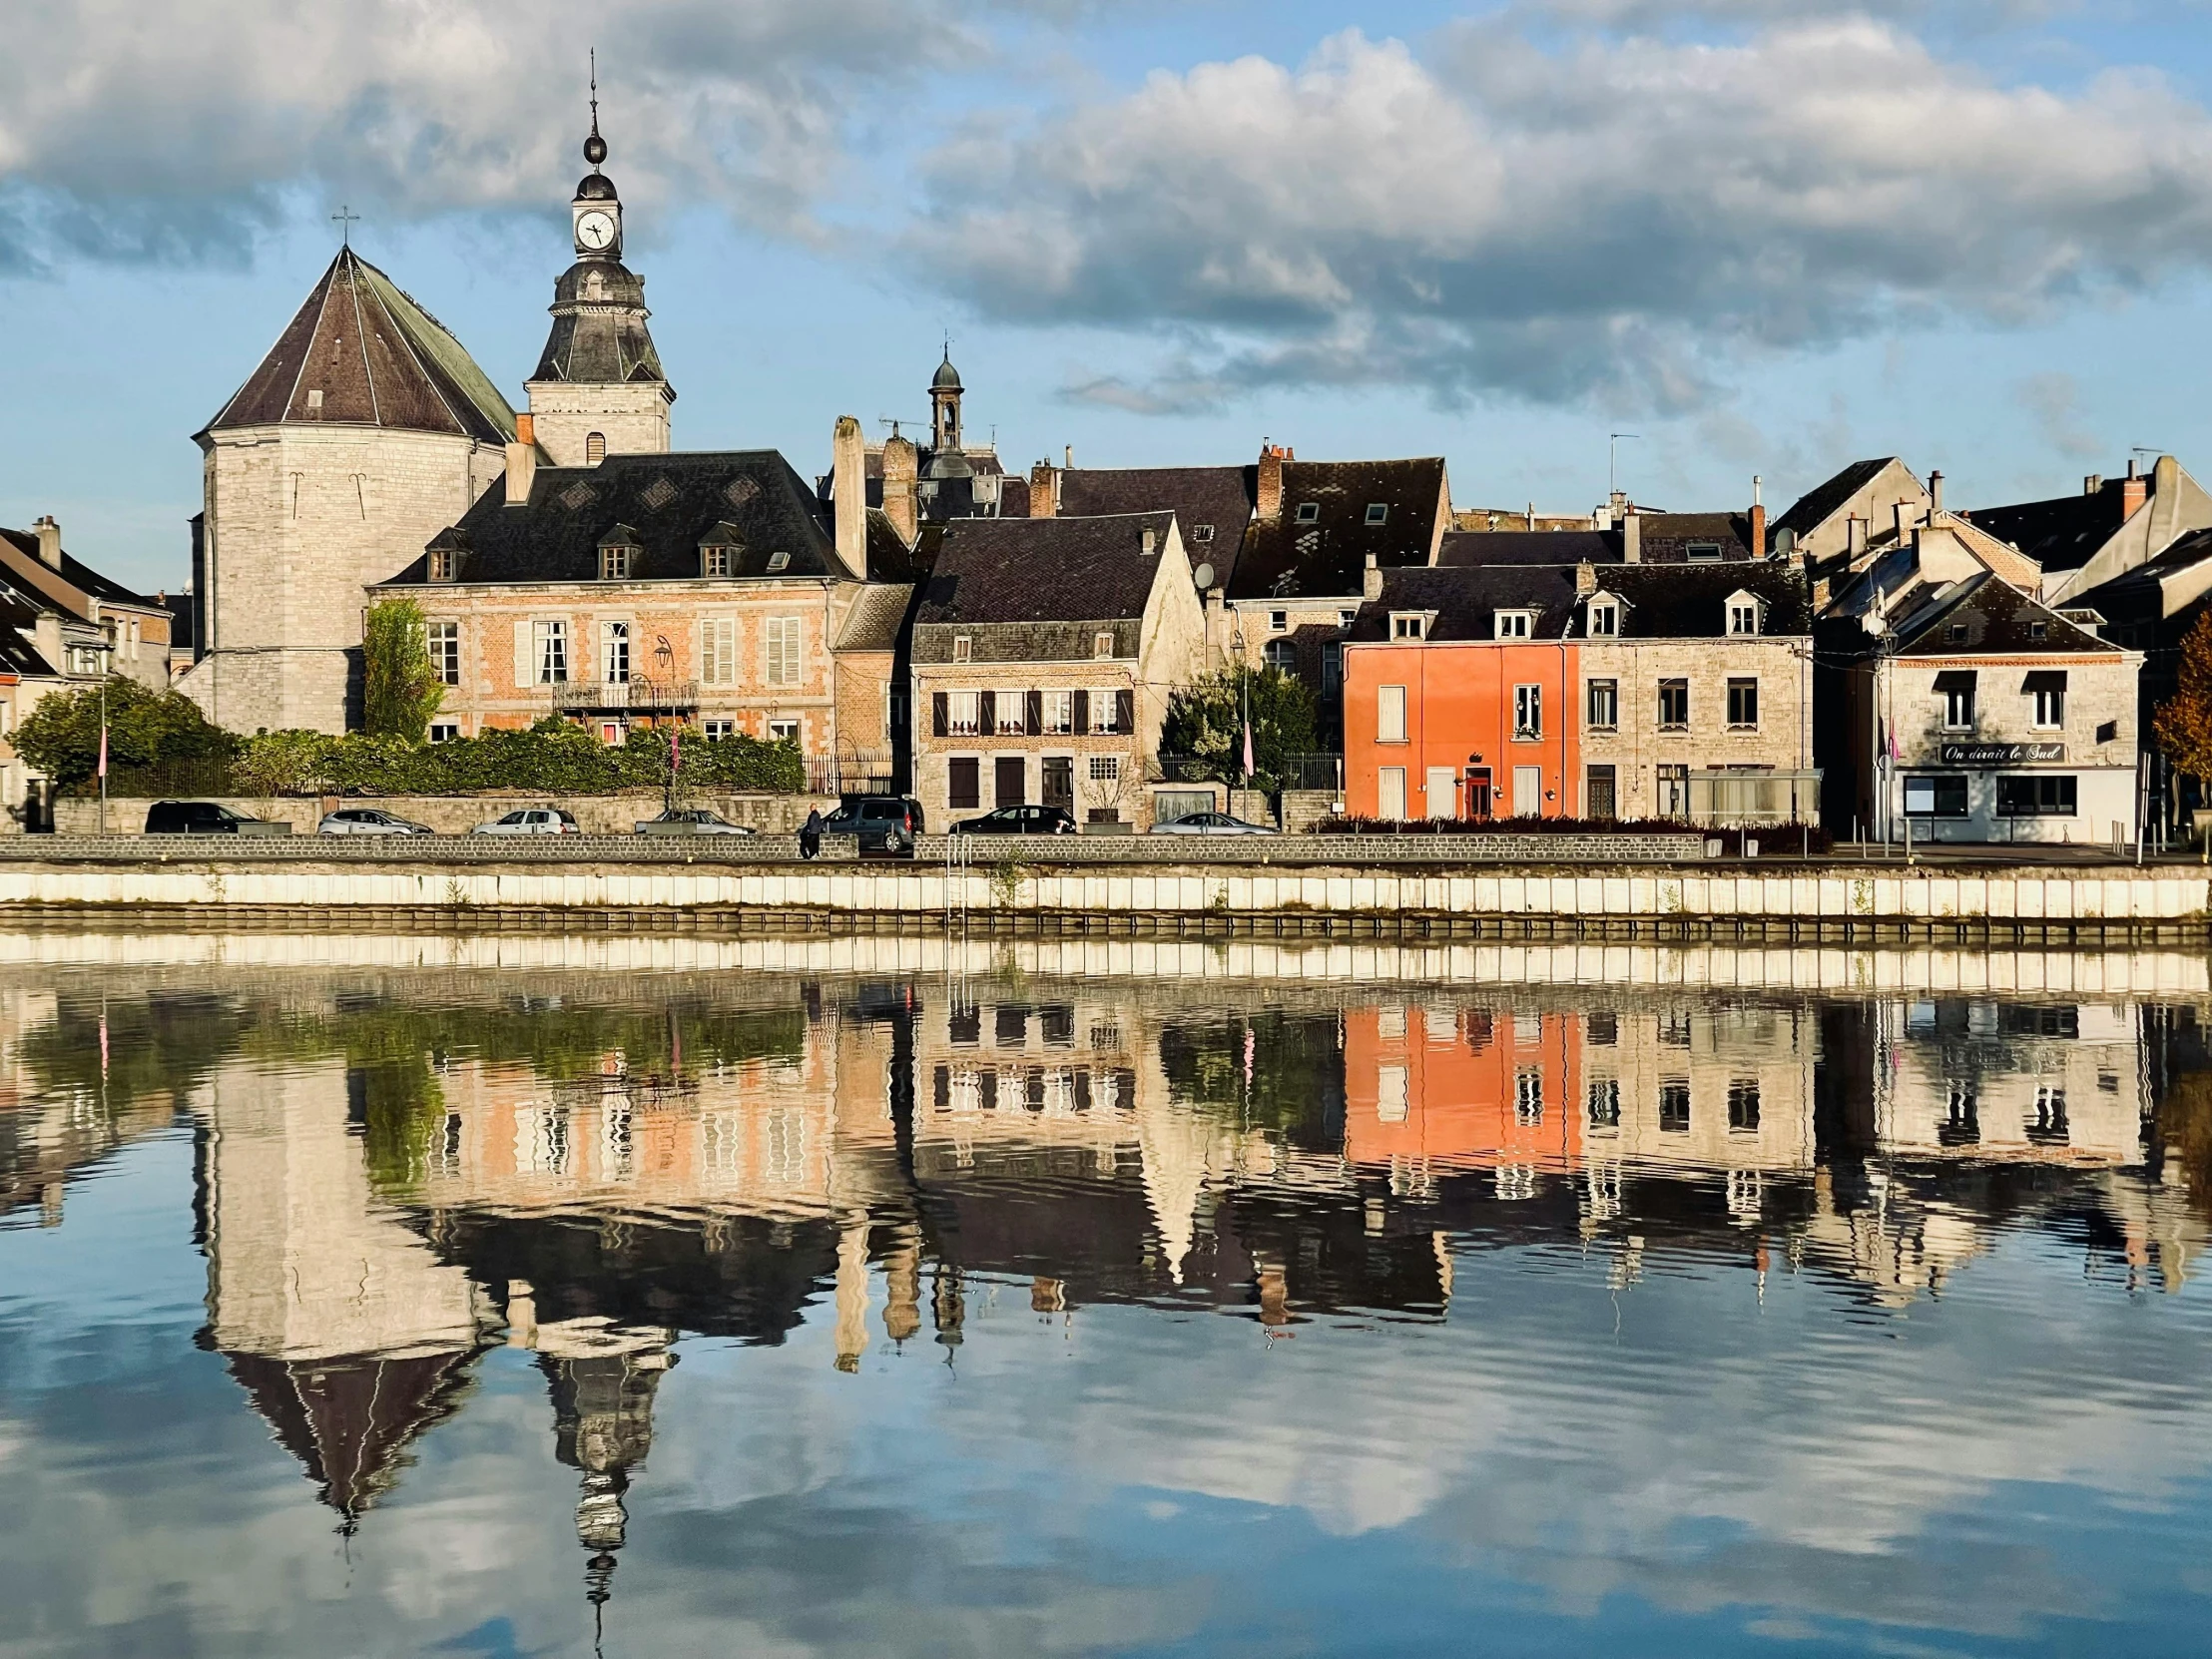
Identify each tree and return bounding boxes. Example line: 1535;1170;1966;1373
1159;666;1319;792
11;679;236;788
361;597;443;742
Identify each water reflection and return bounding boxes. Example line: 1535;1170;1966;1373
4;939;2212;1654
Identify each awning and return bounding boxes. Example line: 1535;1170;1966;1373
2021;669;2068;694
1932;669;1978;692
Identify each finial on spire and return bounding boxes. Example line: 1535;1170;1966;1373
584;50;608;168
331;205;360;248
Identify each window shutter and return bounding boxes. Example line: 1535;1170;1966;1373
978;690;996;734
1025;690;1043;736
1116;689;1134;733
932;692;949;738
513;621;532;689
1072;690;1089;734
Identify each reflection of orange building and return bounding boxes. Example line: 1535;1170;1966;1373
1344;1003;1584;1174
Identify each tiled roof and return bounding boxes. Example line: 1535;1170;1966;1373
833;582;914;653
1962;484;2127;572
1230;456;1446;600
1889;571;2118;657
375;450;844;587
204;249;516;444
1438;529;1619;566
916;512;1178;626
1352;561;1810;643
1057;466;1256;587
1773;458;1900;540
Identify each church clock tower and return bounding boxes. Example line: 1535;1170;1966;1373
524;85;673;466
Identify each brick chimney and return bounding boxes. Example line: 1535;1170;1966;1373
881;428;919;544
1028;460;1058;519
1749;474;1766;560
503;414;537;507
831;414;867;578
32;515;61;569
1256;443;1286;520
1621;510;1640;564
2122;468;2148;520
1363;553;1382;602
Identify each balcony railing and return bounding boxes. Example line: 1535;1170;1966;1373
549;678;700;715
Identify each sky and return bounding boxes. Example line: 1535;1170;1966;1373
6;1;2212;593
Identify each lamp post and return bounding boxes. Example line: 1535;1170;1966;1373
96;640;116;835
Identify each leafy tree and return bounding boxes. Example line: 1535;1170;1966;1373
361;597;443;742
12;679;236;788
2155;610;2212;790
1159;666;1319;791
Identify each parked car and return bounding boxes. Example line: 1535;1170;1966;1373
635;808;758;836
821;795;924;855
1149;811;1276;836
144;801;293;836
951;805;1078;836
317;808;434;836
470;807;582;835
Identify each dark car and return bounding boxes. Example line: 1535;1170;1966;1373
821;795;924;855
951;805;1078;836
144;801;293;836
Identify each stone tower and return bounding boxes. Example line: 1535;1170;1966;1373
183;248;516;735
524;95;673;467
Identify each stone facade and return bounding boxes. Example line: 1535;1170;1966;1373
1578;634;1815;821
523;379;671;468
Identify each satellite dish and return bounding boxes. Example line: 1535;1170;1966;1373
1192;561;1216;591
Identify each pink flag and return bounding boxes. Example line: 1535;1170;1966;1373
97;724;107;780
670;727;681;772
1242;721;1255;780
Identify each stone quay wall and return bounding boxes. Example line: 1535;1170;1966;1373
53;794;841;837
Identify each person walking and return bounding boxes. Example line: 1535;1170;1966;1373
800;809;823;860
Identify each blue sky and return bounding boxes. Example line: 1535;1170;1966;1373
6;1;2212;593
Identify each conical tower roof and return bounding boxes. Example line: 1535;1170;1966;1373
203;247;516;443
226;1349;480;1523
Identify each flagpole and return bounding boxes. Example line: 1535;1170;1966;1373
98;646;112;835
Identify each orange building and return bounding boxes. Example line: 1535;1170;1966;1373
1343;1002;1585;1173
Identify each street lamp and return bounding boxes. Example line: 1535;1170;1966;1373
95;639;117;835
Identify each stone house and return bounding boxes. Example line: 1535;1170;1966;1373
910;512;1207;829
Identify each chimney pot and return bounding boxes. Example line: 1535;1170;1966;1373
1929;470;1944;516
2128;457;2141;481
1752;473;1762;509
1064;444;1073;470
515;412;534;446
32;516;61;569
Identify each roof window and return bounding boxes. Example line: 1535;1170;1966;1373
1686;541;1722;563
1191;524;1214;543
1494;609;1534;640
1296;502;1321;523
1391;613;1426;640
428;548;455;583
600;544;630;581
952;635;972;663
1588;599;1618;637
767;551;791;573
2030;621;2048;640
1948;622;1967;642
1365;503;1388;525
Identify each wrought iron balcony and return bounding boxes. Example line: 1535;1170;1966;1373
549;678;700;715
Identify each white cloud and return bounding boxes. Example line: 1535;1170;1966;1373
906;20;2212;410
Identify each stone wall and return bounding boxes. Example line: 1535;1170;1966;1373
54;792;839;836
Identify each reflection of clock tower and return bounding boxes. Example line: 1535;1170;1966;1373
523;91;674;467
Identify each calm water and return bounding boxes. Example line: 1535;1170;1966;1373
4;932;2212;1657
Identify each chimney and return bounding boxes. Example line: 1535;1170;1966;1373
32;515;61;569
2084;474;2103;496
2122;470;2148;520
1028;460;1059;519
1064;445;1073;471
2128;456;2141;480
1749;475;1766;560
1847;515;1867;563
1621;510;1640;564
1256;443;1285;520
1363;552;1382;603
881;428;919;544
1141;526;1157;555
1575;559;1597;596
503;415;538;507
1929;469;1944;517
831;415;866;577
1525;501;1536;531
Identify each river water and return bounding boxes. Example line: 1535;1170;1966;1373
3;932;2211;1657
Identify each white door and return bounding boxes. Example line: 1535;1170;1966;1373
1424;767;1457;820
1379;767;1406;822
1512;766;1541;818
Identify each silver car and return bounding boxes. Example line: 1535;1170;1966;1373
634;808;759;836
1150;811;1276;836
470;807;582;835
318;808;434;836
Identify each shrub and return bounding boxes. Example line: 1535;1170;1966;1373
1160;667;1318;791
18;679;237;790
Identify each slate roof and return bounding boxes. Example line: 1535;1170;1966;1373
0;594;59;677
1633;511;1758;562
1438;529;1619;566
1773;458;1900;541
916;512;1178;627
1057;466;1256;587
1230;457;1447;600
1888;570;2118;657
1351;561;1811;644
204;249;516;443
376;450;844;588
0;529;162;618
534;260;667;386
833;581;914;653
1962;483;2130;572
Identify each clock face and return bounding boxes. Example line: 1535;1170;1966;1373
576;210;617;251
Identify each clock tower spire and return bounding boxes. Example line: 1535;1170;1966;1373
525;59;673;466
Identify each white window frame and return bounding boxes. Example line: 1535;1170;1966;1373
426;620;460;687
1587;600;1618;637
953;634;972;664
1042;690;1074;736
1391;613;1425;640
1270;610;1289;633
1586;678;1618;731
1726;677;1759;731
702;543;733;578
2031;685;2064;729
1093;631;1115;661
764;616;804;687
1513;683;1541;740
1726;592;1763;636
996;689;1029;737
949;691;981;737
534;619;568;685
1494;610;1534;640
600;619;631;685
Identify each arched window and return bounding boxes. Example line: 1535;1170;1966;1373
586;432;607;466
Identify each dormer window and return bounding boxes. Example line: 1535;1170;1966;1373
600;544;631;580
1391;613;1426;640
1587;599;1619;637
1687;541;1722;563
1192;524;1215;544
1726;594;1763;636
1494;609;1534;640
767;551;790;573
1269;610;1288;633
1296;502;1321;523
1094;630;1116;660
952;635;972;664
1365;503;1388;525
702;544;734;578
428;548;455;583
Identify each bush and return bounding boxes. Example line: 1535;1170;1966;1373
226;720;805;798
1315;815;1833;854
19;679;237;790
1160;667;1318;791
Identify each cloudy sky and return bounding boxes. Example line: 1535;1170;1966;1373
5;1;2212;590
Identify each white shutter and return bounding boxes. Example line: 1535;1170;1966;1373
513;620;532;688
694;618;707;687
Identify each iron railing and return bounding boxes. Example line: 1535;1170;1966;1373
810;752;896;797
549;679;700;715
1156;752;1344;793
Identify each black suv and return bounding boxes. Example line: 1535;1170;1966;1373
144;801;293;835
951;805;1078;835
821;795;924;855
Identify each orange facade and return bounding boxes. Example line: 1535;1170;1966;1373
1343;641;1581;821
1342;1004;1585;1171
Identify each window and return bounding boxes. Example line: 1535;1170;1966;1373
2027;672;2066;729
1937;672;1976;731
428;548;455;583
704;720;735;739
1658;679;1689;730
1656;764;1689;817
1378;1064;1408;1122
428;722;461;745
766;551;790;573
1093;690;1128;734
702;543;733;578
769;719;799;745
1264;639;1297;671
1727;1079;1761;1131
1089;755;1120;782
701;618;738;685
1903;774;1968;818
1379;684;1406;743
1588;1011;1617;1046
948;757;981;809
1686;541;1721;562
1586;679;1618;730
1041;691;1074;735
1270;610;1289;633
2028;1085;2069;1145
1514;1070;1544;1126
1726;678;1759;730
1727;599;1761;635
1323;643;1344;694
948;691;981;736
1514;683;1541;739
1094;631;1115;660
601;620;630;684
996;691;1028;736
1192;524;1215;544
426;621;460;686
1296;502;1320;523
1340;609;1357;630
1365;503;1388;525
533;619;568;684
585;431;607;465
1392;614;1424;640
2029;621;2048;641
1948;623;1967;643
1586;765;1616;820
1996;774;2077;817
764;616;803;686
1042;756;1074;810
1587;1078;1621;1128
1494;609;1532;639
953;634;972;664
600;543;630;580
1588;601;1618;637
1659;1080;1691;1132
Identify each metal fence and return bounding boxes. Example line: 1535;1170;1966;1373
549;679;701;715
1155;753;1343;792
809;752;896;797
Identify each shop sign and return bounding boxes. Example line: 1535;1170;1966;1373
1936;742;2064;766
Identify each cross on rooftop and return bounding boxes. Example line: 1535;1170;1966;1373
331;206;360;247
